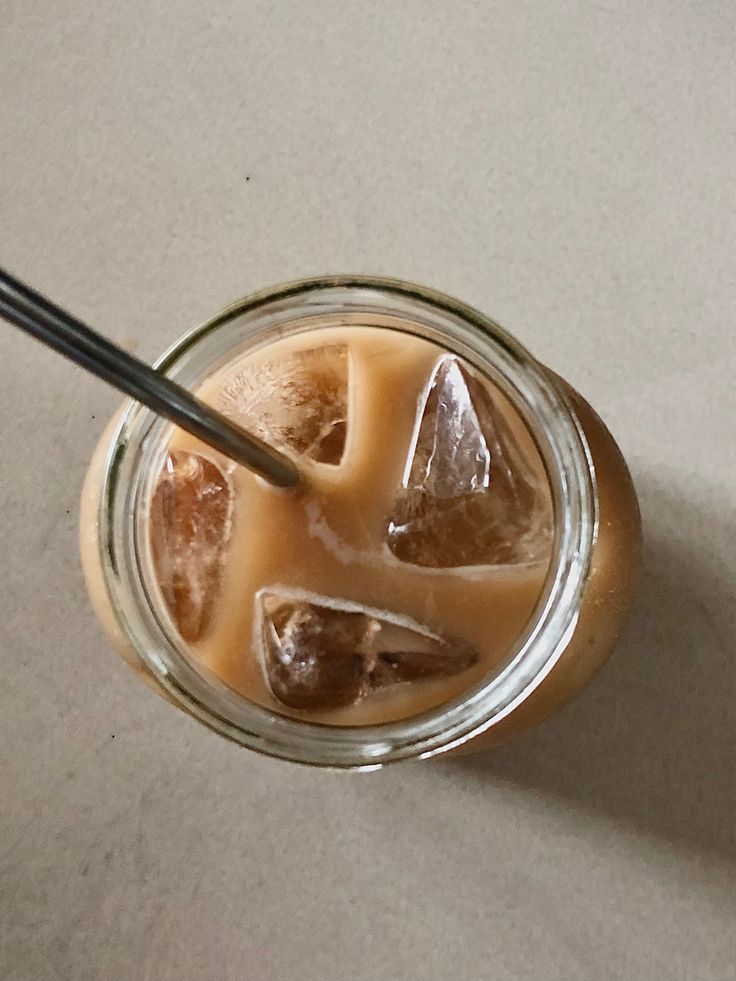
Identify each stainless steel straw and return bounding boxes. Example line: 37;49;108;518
0;267;300;489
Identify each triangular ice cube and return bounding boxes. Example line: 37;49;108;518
256;590;478;710
387;356;552;567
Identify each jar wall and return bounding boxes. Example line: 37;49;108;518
78;279;641;764
80;415;168;700
459;382;642;751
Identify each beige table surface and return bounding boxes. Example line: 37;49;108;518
2;3;734;979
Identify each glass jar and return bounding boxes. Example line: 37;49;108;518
80;277;641;768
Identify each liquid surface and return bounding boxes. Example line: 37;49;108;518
149;327;553;724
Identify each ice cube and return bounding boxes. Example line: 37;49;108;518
387;356;552;567
150;451;234;642
215;344;348;464
256;590;477;710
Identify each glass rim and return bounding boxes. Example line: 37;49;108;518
96;275;597;768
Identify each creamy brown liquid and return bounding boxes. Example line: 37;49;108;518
155;328;552;725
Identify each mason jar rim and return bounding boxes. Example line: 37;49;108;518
97;275;597;768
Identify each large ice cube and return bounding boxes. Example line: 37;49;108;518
215;344;348;464
150;451;234;642
387;356;551;567
256;590;478;710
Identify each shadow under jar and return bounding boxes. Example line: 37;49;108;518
80;277;641;768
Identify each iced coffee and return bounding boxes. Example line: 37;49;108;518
148;328;553;725
80;278;641;761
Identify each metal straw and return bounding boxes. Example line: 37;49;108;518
0;267;300;489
